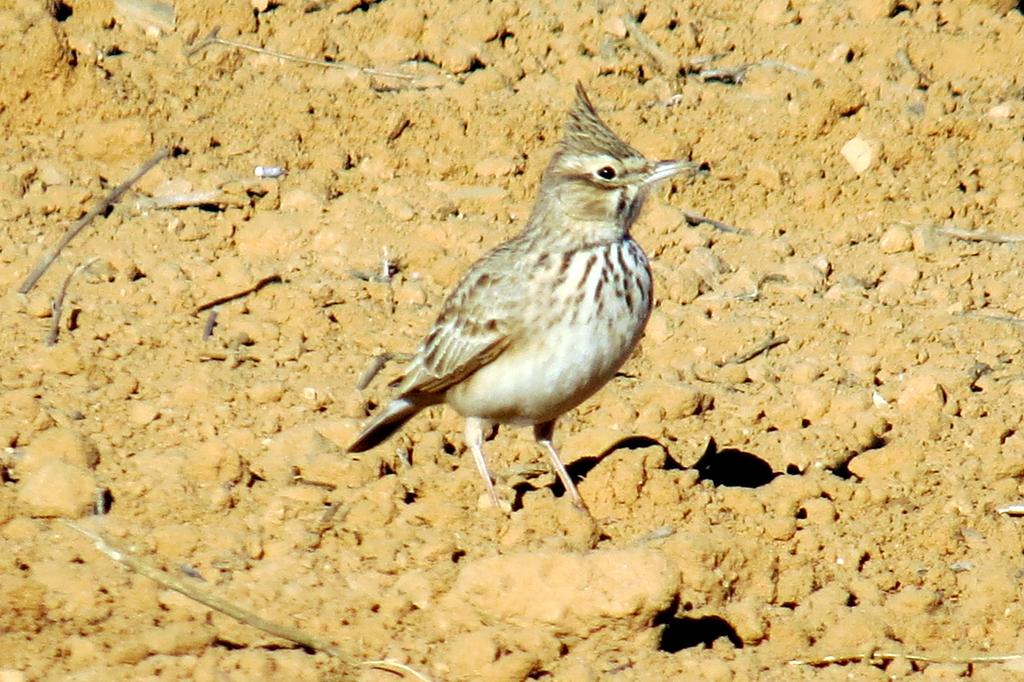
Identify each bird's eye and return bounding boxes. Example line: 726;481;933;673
596;166;617;180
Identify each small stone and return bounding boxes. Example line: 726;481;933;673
442;549;679;635
279;189;323;212
394;280;428;306
129;401;161;425
755;0;795;24
637;380;707;420
987;102;1013;119
851;0;896;20
16;461;97;518
0;671;28;682
246;381;285;404
20;427;99;473
882;260;920;287
561;427;629;465
879;225;913;254
473;156;517;177
790;360;824;384
841;135;881;174
897;374;946;413
602;15;627;38
141;621;215;656
77;118;151;163
793;385;831;421
183;438;243;485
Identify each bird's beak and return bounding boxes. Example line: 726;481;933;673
644;159;697;186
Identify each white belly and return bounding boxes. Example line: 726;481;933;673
446;240;652;425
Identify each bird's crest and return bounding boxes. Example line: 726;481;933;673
559;83;642;160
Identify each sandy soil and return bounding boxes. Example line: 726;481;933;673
3;0;1024;679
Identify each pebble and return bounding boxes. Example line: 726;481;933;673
841;135;881;174
183;438;243;485
16;461;97;518
246;381;286;405
20;427;100;474
897;373;946;413
443;549;679;635
879;225;913;254
473;156;518;177
129;401;161;426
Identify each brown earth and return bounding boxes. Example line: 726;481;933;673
3;0;1024;679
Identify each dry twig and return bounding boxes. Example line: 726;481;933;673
17;148;170;294
61;520;433;680
356;351;415;390
61;520;348;659
194;274;283;314
717;333;788;366
682;209;746;234
624;15;680;75
47;258;98;346
789;649;1024;667
186;27;439;89
932;225;1024;244
202;309;218;340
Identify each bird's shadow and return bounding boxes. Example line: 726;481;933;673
513;435;777;503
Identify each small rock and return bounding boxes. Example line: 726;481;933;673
879;225;913;254
183;438;243;485
246;381;285;404
16;461;97;518
561;427;629;465
442;549;679;635
280;189;323;212
987;102;1013;119
881;259;920;287
76;118;151;163
141;621;215;656
897;374;946;413
841;135;881;174
602;15;628;38
755;0;795;24
473;156;517;178
851;0;896;20
129;401;161;426
20;427;99;473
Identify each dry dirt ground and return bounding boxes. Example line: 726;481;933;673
3;0;1024;679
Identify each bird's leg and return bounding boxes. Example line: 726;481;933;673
465;417;501;508
534;421;588;512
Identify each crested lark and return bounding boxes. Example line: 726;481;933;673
349;83;691;510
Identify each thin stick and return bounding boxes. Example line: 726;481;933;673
202;309;219;340
932;225;1024;244
356;351;415;390
18;148;170;294
47;258;98;346
186;26;414;81
718;333;788;366
62;520;433;679
624;15;680;75
194;274;282;313
681;209;746;234
60;520;348;659
789;649;1024;666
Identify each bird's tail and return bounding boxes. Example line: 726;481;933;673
348;397;425;453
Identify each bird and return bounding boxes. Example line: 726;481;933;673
348;83;692;511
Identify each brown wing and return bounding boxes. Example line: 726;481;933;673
393;250;521;397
